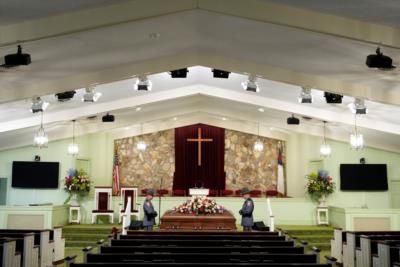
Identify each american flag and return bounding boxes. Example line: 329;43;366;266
112;151;120;196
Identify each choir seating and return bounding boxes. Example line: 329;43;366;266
92;187;114;224
118;187;140;223
208;189;218;197
157;189;169;196
250;189;262;197
220;189;233;196
172;189;185;196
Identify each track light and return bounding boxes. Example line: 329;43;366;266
30;97;49;113
287;114;300;125
134;76;152;91
298;87;312;103
348;98;368;114
55;91;76;102
241;75;259;93
366;47;395;69
170;68;189;78
212;69;230;78
324;92;343;104
102;113;115;122
82;86;101;102
4;45;31;67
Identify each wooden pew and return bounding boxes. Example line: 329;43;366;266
356;235;400;267
127;230;279;235
341;231;400;267
70;263;333;267
100;245;305;254
85;252;319;263
372;241;400;267
0;232;39;267
0;227;65;266
331;228;345;263
120;234;285;241
0;238;21;267
111;239;294;247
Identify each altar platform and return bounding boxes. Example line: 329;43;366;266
160;210;236;231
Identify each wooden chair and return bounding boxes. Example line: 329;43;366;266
173;189;185;196
157;189;169;196
209;189;218;197
221;189;233;196
140;188;148;196
92;187;114;224
266;190;279;197
235;189;242;197
250;189;262;198
119;187;140;223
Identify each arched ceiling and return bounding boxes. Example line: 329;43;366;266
0;0;399;152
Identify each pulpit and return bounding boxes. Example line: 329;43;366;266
92;187;114;224
118;187;140;223
189;188;209;197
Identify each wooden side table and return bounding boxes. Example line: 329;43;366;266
69;206;81;224
316;207;329;225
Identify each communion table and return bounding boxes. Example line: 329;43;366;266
160;210;236;231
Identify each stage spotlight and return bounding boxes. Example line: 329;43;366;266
30;97;49;113
134;76;152;91
298;87;312;103
55;91;76;102
287;114;300;125
82;86;102;102
324;92;343;104
212;69;230;78
348;98;368;114
170;68;189;78
4;45;31;67
241;75;259;93
102;113;115;122
366;47;395;69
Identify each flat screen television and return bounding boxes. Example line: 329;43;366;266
12;161;60;189
340;164;388;191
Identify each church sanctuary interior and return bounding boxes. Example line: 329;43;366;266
2;0;400;266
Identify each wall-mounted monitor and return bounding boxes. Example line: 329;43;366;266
340;164;388;191
12;161;60;189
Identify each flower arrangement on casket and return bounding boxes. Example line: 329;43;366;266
64;169;91;195
305;170;335;201
175;196;224;214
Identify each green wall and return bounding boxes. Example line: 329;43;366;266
1;129;399;220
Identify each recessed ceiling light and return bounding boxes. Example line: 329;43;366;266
172;117;178;121
221;117;227;121
135;107;142;111
134;76;152;91
258;108;265;113
149;33;161;39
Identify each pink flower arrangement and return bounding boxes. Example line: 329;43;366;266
64;169;91;194
175;196;224;214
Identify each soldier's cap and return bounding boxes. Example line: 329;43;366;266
146;188;155;196
240;187;251;195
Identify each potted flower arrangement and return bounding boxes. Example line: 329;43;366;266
305;170;335;206
175;196;224;215
63;169;91;205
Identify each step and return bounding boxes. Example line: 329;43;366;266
291;235;333;243
283;229;333;236
65;240;100;248
64;233;108;242
63;226;119;235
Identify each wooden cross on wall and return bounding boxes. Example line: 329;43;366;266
187;128;213;166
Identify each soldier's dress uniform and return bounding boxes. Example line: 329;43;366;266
143;190;157;231
239;188;254;231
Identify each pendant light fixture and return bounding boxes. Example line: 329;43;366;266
254;123;264;152
33;112;48;148
68;120;79;156
319;121;331;157
350;114;364;150
136;123;147;151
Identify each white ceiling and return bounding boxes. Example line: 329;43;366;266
266;0;400;27
0;0;400;153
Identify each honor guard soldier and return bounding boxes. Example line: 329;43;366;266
143;188;157;231
239;187;254;231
